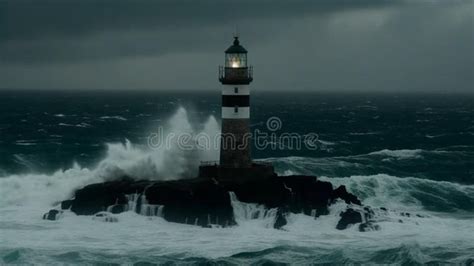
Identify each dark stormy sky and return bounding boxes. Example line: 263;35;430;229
0;0;473;92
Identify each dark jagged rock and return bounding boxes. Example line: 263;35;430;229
331;185;361;205
43;209;63;221
108;204;127;214
273;208;288;229
336;206;385;231
70;179;134;215
146;179;236;227
56;174;362;229
61;200;73;210
224;175;337;217
401;212;411;217
363;206;375;220
336;208;362;230
359;222;381;232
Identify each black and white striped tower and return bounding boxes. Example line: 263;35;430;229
218;36;253;168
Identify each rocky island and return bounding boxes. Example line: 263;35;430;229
43;163;392;232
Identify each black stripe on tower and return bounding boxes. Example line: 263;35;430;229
222;95;250;107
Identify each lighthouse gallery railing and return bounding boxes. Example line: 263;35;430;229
219;66;253;84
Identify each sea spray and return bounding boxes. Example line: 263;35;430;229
0;107;220;213
96;107;220;181
198;115;220;162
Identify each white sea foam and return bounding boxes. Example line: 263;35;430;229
100;115;128;121
15;140;37;146
229;192;278;228
75;122;92;128
317;139;336;146
368;149;423;159
319;174;474;213
58;123;74;127
349;131;380;136
0;164;96;211
15;143;37;146
425;133;447;139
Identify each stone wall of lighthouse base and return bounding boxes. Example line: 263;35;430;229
198;163;275;181
220;119;251;168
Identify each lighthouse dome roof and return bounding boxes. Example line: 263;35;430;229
225;37;248;54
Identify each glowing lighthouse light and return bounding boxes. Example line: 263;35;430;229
231;61;240;68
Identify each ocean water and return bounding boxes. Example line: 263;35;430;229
0;90;473;264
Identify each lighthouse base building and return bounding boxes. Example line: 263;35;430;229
199;36;274;180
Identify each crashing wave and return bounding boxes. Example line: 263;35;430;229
0;107;220;210
320;174;474;213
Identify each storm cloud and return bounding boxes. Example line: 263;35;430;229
0;0;472;92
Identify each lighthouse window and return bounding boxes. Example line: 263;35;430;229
234;87;238;94
234;106;238;113
226;53;247;68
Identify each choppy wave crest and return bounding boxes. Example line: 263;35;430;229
320;174;474;213
261;147;474;184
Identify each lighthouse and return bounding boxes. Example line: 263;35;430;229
218;36;253;168
198;36;274;179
